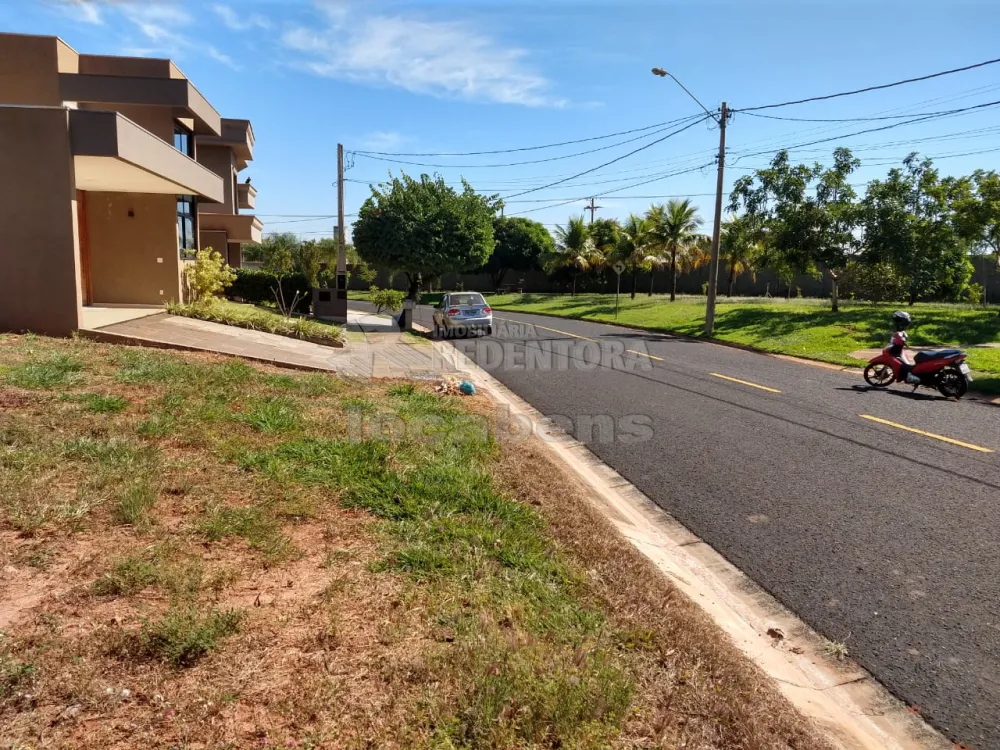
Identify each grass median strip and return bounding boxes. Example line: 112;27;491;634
0;333;832;749
489;294;1000;393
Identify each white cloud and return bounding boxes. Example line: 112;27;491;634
213;4;270;31
282;5;561;107
206;46;240;70
119;2;192;42
56;0;103;24
361;131;409;151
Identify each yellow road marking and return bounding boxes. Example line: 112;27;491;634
709;373;782;393
494;316;663;361
859;415;994;453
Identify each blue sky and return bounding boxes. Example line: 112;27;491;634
6;1;1000;239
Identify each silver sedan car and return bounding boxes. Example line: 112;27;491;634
432;292;493;337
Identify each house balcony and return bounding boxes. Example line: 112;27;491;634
69;109;224;201
237;182;256;210
199;213;262;244
195;117;254;170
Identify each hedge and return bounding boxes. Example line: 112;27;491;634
228;269;313;310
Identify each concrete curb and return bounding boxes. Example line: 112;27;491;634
430;338;951;750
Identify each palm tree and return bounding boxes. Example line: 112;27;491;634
648;199;704;301
616;214;658;299
546;217;600;296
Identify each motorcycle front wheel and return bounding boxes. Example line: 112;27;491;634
937;368;968;399
864;363;894;388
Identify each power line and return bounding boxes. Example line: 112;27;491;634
505;163;715;216
738;102;1000;123
350;117;708;169
350;113;704;157
733;100;1000;161
503;116;712;199
736;56;1000;112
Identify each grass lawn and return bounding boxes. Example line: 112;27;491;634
0;335;828;749
168;300;345;346
488;293;1000;394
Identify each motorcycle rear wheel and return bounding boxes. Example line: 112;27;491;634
937;369;968;399
864;363;894;388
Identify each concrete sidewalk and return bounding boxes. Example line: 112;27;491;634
82;310;458;379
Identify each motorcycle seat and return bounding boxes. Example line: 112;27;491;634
914;349;964;363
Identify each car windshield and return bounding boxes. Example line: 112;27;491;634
450;294;486;307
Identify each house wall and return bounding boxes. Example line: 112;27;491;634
0;107;81;335
85;192;183;305
195;146;236;213
0;33;71;105
227;242;243;268
200;229;228;256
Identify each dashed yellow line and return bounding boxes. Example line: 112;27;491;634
709;373;782;393
859;415;994;453
494;316;663;361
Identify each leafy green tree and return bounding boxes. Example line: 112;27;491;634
545;217;601;295
183;248;236;305
647;199;703;301
293;240;323;288
860;155;973;304
483;216;553;290
729;149;860;311
352;174;499;299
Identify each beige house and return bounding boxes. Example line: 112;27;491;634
0;32;261;336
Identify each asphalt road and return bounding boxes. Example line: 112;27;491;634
352;302;1000;747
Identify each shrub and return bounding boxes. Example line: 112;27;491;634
369;285;405;314
184;248;236;304
966;282;984;306
166;301;344;345
111;607;242;668
228;269;312;309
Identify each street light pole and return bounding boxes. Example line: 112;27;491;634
704;102;727;337
651;68;727;335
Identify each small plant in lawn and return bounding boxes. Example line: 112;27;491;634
60;393;129;413
4;353;83;389
0;653;35;698
110;479;158;527
235;395;302;433
112;607;242;668
199;505;294;561
94;547;203;598
113;349;191;384
387;382;417;397
368;285;405;314
183;247;236;304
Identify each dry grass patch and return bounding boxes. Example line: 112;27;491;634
0;334;831;749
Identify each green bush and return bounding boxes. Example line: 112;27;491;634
228;269;312;309
368;285;405;314
166;301;344;345
183;248;236;303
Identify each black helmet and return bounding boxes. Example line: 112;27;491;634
892;310;912;331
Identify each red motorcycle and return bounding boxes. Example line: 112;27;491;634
864;346;972;399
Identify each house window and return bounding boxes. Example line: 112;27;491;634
173;123;193;157
177;196;197;259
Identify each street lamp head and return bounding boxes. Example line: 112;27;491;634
651;67;668;77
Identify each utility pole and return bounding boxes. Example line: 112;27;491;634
333;143;348;322
584;197;602;224
704;102;728;337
